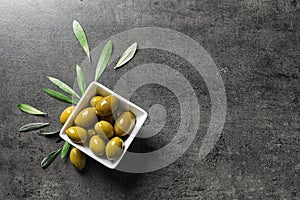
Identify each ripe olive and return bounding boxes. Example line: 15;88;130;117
66;126;87;144
101;114;115;125
114;111;136;136
70;148;86;171
90;96;103;107
89;135;105;156
95;95;118;117
94;120;114;139
105;137;123;161
74;107;98;128
60;106;75;124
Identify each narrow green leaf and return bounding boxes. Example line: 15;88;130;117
18;122;50;132
43;88;77;104
61;141;71;158
76;65;86;95
18;103;47;116
95;40;112;81
41;149;61;169
48;76;80;99
41;130;60;136
114;42;137;69
73;20;90;61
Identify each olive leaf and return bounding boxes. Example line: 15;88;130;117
73;20;90;62
47;76;80;99
43;88;77;104
18;122;50;132
61;141;71;159
95;40;112;81
18;104;47;116
40;130;60;136
114;42;137;69
76;65;86;95
41;149;61;169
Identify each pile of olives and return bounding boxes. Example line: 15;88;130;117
60;94;136;171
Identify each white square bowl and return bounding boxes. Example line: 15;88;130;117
59;81;147;169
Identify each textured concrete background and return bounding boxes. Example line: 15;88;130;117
1;0;300;199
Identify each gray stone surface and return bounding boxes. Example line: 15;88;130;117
1;0;300;199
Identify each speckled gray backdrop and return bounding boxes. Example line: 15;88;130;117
1;0;300;199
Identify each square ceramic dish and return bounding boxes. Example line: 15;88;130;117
59;81;147;169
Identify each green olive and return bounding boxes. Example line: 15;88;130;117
101;114;115;125
95;95;118;117
90;96;103;107
70;148;86;171
66;126;87;144
60;106;75;124
114;111;136;136
105;137;123;161
89;135;106;156
74;107;98;128
87;128;96;138
94;120;114;139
